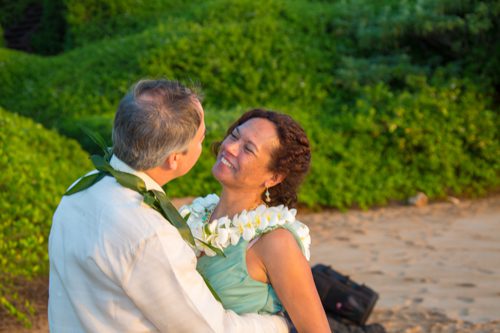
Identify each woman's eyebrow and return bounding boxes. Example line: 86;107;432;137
236;127;259;152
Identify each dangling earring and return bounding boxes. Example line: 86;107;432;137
265;187;271;203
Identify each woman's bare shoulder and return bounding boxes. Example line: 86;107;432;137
254;228;301;255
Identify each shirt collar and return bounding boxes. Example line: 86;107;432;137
109;156;165;193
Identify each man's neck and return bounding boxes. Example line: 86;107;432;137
144;167;175;187
213;188;264;221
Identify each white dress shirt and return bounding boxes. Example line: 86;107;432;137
48;156;288;332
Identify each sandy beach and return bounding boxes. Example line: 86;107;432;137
2;195;499;332
304;194;500;332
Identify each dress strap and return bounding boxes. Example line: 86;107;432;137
247;236;262;249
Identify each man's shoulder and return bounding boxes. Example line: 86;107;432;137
55;175;174;242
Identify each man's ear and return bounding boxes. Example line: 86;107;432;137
265;173;285;188
164;153;179;171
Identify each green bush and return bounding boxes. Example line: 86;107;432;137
0;25;4;48
63;0;200;48
0;107;92;324
0;1;36;29
0;0;498;208
30;0;66;55
302;75;499;208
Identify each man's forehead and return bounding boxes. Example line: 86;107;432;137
193;98;204;112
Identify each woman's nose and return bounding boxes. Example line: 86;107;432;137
222;139;239;156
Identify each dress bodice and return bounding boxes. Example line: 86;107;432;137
197;237;283;314
180;194;311;315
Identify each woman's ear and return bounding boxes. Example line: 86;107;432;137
266;173;285;188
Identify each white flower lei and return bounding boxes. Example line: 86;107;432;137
180;194;311;260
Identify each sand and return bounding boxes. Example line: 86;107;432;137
303;195;500;332
2;195;499;332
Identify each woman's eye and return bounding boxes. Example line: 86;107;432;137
244;145;253;153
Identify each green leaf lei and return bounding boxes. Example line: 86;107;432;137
65;129;221;301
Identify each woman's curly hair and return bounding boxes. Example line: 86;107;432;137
213;109;311;208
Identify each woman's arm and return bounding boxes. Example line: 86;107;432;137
247;228;330;333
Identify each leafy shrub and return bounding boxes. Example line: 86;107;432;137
303;75;499;209
0;0;35;29
0;24;4;48
0;107;92;324
30;0;66;55
63;0;200;48
0;0;498;208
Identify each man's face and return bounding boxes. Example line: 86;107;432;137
175;100;206;177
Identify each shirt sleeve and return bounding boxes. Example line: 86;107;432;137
121;225;288;333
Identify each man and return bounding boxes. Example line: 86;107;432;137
48;79;288;332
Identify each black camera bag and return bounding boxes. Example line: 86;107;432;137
312;264;379;326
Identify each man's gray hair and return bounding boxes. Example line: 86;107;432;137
112;79;202;170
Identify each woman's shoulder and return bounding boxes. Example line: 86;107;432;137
254;205;311;261
258;227;297;244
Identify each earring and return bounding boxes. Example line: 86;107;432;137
265;187;271;203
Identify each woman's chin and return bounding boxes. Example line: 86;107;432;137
212;164;234;184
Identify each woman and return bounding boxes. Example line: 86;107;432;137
180;109;330;333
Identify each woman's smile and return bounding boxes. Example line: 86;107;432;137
220;156;234;169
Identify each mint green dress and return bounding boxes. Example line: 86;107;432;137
197;237;283;314
182;194;310;315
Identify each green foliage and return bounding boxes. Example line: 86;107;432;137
30;0;66;55
0;0;498;207
0;0;498;286
63;0;199;48
304;76;499;208
0;107;92;323
0;0;37;29
0;24;4;48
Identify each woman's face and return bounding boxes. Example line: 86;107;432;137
212;117;280;192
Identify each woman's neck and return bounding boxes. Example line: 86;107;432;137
212;188;264;221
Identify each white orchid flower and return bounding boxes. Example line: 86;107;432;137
192;197;204;205
293;222;309;238
191;202;204;214
185;195;311;259
304;248;311;261
233;211;256;241
214;228;230;248
242;226;256;241
253;211;268;231
302;234;311;248
205;193;219;206
189;224;203;240
283;208;296;223
229;227;241;245
208;219;218;233
194;239;216;257
179;206;191;218
203;245;216;257
268;212;279;227
217;216;231;228
255;204;267;215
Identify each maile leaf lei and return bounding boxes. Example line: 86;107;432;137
65;129;222;300
65;130;195;247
